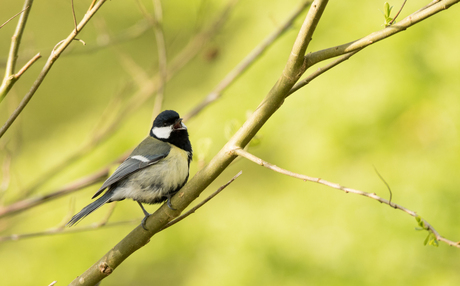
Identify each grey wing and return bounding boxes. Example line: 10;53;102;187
91;153;168;199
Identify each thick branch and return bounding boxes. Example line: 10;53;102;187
69;3;330;285
161;171;242;230
66;1;459;283
288;50;359;96
184;0;312;121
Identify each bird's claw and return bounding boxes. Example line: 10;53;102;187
137;201;151;230
141;214;150;230
166;195;176;211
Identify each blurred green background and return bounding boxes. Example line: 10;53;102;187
1;0;459;285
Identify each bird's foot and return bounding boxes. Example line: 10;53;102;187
166;194;176;211
137;201;151;230
141;214;150;231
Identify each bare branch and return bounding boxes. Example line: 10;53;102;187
0;171;241;243
183;0;312;121
162;171;242;230
68;2;331;285
0;218;139;243
14;0;237;200
0;0;33;102
0;147;12;200
0;0;108;138
388;0;408;25
304;0;460;70
151;0;168;118
88;0;98;11
71;0;78;33
0;165;110;218
232;147;460;248
0;4;30;29
14;52;41;78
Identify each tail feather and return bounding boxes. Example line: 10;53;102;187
67;191;114;227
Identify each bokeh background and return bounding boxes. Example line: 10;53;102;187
1;0;459;285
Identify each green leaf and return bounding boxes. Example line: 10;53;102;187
382;2;394;27
415;215;426;229
384;2;393;16
428;233;439;247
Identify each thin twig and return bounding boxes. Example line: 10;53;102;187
0;147;12;200
304;0;460;73
0;171;242;242
14;0;237;199
0;5;30;29
165;0;238;78
162;171;242;230
65;19;153;56
0;165;109;218
183;0;312;121
88;0;98;11
0;170;242;242
0;0;34;102
232;147;460;248
0;218;139;242
14;52;41;78
373;166;394;208
68;1;460;284
71;0;78;33
388;0;408;25
151;0;168;118
0;0;108;138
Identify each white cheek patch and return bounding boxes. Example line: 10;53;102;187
152;126;173;139
131;155;150;163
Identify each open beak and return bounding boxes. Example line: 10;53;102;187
173;118;187;131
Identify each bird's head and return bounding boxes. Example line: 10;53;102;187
150;110;187;141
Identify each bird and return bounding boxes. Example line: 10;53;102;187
67;110;192;230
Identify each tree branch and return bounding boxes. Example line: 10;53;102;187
288;50;360;96
304;0;460;70
232;148;460;248
151;0;168;118
161;170;242;230
0;4;30;30
0;171;241;242
183;0;312;121
68;2;330;285
4;0;237;208
0;0;108;138
0;218;139;243
0;0;33;102
0;165;110;218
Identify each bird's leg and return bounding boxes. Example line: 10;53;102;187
165;193;176;211
137;201;150;230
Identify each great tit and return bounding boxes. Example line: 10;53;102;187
67;110;192;230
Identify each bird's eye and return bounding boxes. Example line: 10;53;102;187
163;122;168;127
